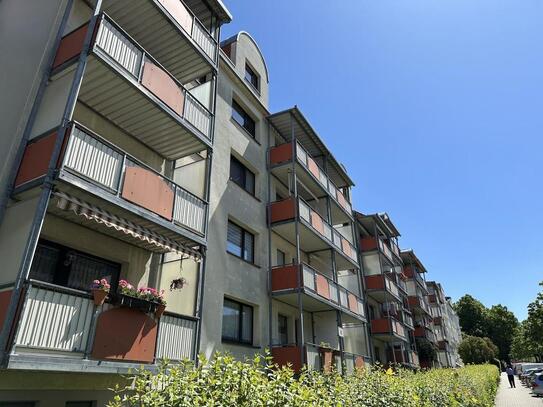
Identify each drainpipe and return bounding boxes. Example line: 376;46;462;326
0;0;104;365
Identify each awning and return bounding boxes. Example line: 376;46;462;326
53;191;202;262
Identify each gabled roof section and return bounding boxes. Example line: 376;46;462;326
220;31;269;83
267;106;354;187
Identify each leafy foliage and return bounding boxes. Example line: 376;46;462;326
454;295;489;337
512;282;543;361
458;335;498;364
108;353;499;407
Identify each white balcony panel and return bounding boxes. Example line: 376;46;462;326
156;315;196;361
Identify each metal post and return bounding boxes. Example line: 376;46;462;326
266;121;273;352
0;0;104;365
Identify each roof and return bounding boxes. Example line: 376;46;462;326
267;106;354;188
400;249;428;273
354;211;401;238
220;32;269;83
207;0;233;23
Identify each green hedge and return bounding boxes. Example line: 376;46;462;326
108;354;499;407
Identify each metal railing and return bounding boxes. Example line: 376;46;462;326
384;276;400;299
301;263;365;318
298;198;358;263
13;280;197;362
94;15;213;140
294;142;352;214
62;122;207;235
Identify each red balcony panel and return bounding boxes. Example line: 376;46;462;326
306;156;320;179
387;349;406;364
365;275;386;290
433;316;442;325
428;294;436;303
348;293;358;313
408;296;420;307
91;307;158;363
0;290;12;333
14;132;58;188
141;60;185;116
360;237;378;251
341;238;353;258
269;143;293;165
157;0;193;34
52;23;88;69
270;198;296;223
438;340;447;351
310;211;324;234
271;265;300;291
371;318;390;334
336;190;349;211
414;326;425;337
121;166;174;220
355;356;366;369
403;266;414;278
315;274;330;299
272;346;303;372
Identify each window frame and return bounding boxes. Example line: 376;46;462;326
226;221;255;264
278;314;288;345
221;297;254;345
229;156;256;196
231;99;256;138
244;63;260;91
276;249;286;266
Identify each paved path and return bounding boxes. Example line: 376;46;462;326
495;373;542;407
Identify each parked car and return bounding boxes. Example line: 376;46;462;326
525;369;543;386
518;364;543;381
531;373;543;396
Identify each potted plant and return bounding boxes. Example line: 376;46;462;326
137;286;167;318
170;277;187;291
90;278;110;305
116;279;166;316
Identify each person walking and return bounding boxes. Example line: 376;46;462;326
506;365;516;388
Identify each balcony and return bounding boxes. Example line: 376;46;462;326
414;326;437;343
438;340;449;351
359;237;400;266
6;281;196;372
408;295;432;316
370;318;407;341
269;197;358;269
271;344;369;373
364;274;402;302
52;14;213;159
271;264;366;320
404;266;428;292
94;0;220;80
402;312;415;330
269;141;353;221
433;316;443;326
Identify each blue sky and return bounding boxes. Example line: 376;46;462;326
222;1;543;320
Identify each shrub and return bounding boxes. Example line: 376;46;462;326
108;354;499;407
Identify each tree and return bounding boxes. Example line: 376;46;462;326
486;304;519;362
458;335;498;364
522;282;543;361
454;295;488;337
510;321;537;361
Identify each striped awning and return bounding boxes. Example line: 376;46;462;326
53;191;202;262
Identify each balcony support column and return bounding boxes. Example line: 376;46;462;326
0;0;104;366
290;112;305;366
266;121;274;350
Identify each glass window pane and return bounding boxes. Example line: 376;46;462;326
227;222;243;257
222;299;240;341
243;231;254;263
229;157;244;188
232;101;245;128
277;250;285;266
244;116;256;136
29;243;60;284
278;314;288;344
67;252;119;292
245;170;255;195
241;305;253;343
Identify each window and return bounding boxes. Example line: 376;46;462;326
232;100;256;137
276;249;286;266
29;240;120;292
227;221;254;263
222;298;253;344
230;156;255;195
278;314;288;345
244;64;259;90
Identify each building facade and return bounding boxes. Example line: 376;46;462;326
0;0;231;404
0;1;463;404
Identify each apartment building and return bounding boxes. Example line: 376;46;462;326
0;0;231;404
401;249;439;368
427;281;463;368
199;32;371;372
356;213;418;368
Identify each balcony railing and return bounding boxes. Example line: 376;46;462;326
271;264;365;319
269;142;353;215
93;15;213;140
298;199;358;263
384;277;400;299
61;123;207;235
12;281;196;364
371;318;406;339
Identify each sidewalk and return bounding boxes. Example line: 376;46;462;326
495;372;542;406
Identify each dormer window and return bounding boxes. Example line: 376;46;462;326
244;63;259;91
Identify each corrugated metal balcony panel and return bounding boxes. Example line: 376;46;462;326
100;0;213;83
79;58;205;159
156;315;196;361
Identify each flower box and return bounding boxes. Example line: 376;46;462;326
115;293;162;314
